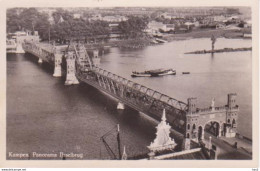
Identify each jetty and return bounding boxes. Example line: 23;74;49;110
185;47;252;54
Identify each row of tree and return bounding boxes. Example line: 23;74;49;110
7;8;50;40
7;8;149;43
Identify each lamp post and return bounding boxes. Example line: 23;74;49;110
211;35;217;52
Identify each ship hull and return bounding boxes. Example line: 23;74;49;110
131;70;176;77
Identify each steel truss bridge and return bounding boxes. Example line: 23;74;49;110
21;41;239;140
77;66;188;133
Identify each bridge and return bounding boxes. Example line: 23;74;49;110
21;40;239;141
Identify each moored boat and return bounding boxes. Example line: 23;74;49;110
131;69;176;77
182;72;190;74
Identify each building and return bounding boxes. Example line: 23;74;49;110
161;24;175;32
73;13;81;19
89;14;102;21
213;15;227;22
58;16;65;23
126;110;216;160
244;20;252;28
102;15;128;22
89;14;128;23
159;12;178;20
184;22;195;30
216;22;226;29
146;21;165;34
48;15;55;25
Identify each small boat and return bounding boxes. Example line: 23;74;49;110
182;72;190;74
131;69;176;77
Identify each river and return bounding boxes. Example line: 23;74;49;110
7;38;252;159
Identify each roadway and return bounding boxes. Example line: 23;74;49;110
204;132;252;159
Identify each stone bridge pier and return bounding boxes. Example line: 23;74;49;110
53;50;62;77
185;93;239;141
65;51;79;85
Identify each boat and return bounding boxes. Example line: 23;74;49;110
131;69;176;77
182;72;190;74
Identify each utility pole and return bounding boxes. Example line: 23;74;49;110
211;35;217;52
48;25;51;44
32;21;35;32
117;124;122;159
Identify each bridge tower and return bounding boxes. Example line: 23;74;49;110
225;93;238;137
92;50;100;67
185;98;200;140
74;43;93;71
53;48;62;77
65;51;79;85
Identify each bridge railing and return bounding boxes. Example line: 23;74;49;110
22;41;59;63
76;67;188;133
77;67;188;132
196;105;238;114
92;66;188;111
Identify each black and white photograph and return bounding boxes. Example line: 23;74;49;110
1;0;259;168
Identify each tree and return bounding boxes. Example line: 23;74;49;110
34;13;50;40
50;17;110;44
7;8;111;43
19;8;41;31
52;8;73;24
7;8;51;41
118;16;148;39
6;8;22;33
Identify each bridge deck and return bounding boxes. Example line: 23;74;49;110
76;66;188;133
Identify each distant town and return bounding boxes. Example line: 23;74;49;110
7;7;251;48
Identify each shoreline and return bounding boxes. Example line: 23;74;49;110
108;28;251;49
162;28;250;41
49;28;251;50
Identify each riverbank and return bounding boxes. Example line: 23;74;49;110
163;28;250;41
111;37;155;49
48;28;251;50
107;28;250;49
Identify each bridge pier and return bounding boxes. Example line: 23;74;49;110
65;51;79;85
38;58;43;63
16;41;25;53
53;53;62;77
117;102;125;110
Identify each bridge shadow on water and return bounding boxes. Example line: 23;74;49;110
76;83;185;152
76;83;157;140
24;53;55;76
22;52;183;153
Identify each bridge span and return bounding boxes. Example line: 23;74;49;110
21;40;239;141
